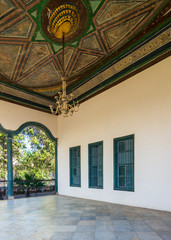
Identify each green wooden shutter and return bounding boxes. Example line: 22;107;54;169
114;135;134;191
70;146;81;187
89;141;103;189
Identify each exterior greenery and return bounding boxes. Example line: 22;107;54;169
0;133;7;181
0;127;55;195
12;127;55;180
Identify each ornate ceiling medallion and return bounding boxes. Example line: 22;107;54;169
42;0;88;43
47;4;80;39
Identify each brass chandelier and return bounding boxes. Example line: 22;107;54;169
49;33;79;117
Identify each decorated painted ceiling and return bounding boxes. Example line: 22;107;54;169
0;0;170;113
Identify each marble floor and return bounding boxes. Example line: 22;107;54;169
0;195;171;240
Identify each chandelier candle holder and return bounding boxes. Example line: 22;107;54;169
49;76;79;117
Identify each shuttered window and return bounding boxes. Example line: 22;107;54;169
70;146;81;187
89;141;103;189
114;135;134;191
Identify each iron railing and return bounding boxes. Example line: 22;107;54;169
0;179;55;199
0;180;8;199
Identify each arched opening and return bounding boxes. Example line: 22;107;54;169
0;122;58;199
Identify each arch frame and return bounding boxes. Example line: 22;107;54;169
0;122;57;142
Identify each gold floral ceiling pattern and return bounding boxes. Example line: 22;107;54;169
0;0;170;113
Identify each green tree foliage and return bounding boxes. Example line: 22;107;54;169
0;133;7;180
13;127;55;180
15;173;46;197
0;127;55;181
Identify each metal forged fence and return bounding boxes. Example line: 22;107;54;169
0;179;55;199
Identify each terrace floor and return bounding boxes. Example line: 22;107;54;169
0;195;171;240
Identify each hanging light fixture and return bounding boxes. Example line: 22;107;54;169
49;33;79;117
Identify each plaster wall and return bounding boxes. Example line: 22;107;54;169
0;101;58;138
58;57;171;212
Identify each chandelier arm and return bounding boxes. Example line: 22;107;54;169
74;105;79;112
69;110;73;116
49;103;61;115
73;101;79;112
49;105;55;115
67;94;73;101
68;102;79;112
76;101;80;108
50;110;55;115
54;106;60;115
67;103;73;109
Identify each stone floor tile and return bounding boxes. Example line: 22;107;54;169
126;216;143;221
84;207;96;210
84;210;96;213
96;216;112;222
59;220;79;226
156;231;171;240
136;232;163;240
145;220;171;231
68;213;82;217
76;225;96;232
96;222;114;232
32;228;54;239
112;220;134;232
72;232;95;240
82;210;96;216
163;219;171;227
78;220;96;225
55;225;77;232
130;220;153;232
80;216;96;220
0;232;17;240
95;231;116;240
96;212;110;216
50;232;73;240
115;231;138;240
111;215;127;220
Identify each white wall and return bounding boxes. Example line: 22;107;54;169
58;57;171;212
0;100;58;138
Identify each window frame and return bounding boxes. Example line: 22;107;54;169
69;145;81;187
88;141;103;189
113;134;134;192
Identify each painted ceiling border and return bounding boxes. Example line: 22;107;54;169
0;93;51;113
67;18;170;93
77;45;170;103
